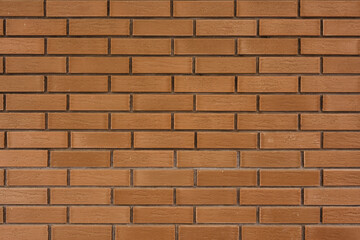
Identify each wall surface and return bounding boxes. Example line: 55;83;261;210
0;0;359;239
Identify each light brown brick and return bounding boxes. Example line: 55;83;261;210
51;188;111;205
133;207;193;223
175;39;235;55
304;151;360;168
133;94;193;111
324;170;360;186
133;19;193;36
240;151;301;168
177;188;237;205
0;76;44;92
196;207;256;223
260;207;320;223
7;19;66;35
196;57;256;73
324;132;360;149
323;57;360;73
174;0;234;17
134;132;194;149
6;94;66;111
0;150;47;167
238;114;298;130
305;226;360;240
50;151;110;167
174;76;235;92
6;206;67;223
134;169;193;186
0;188;47;204
7;169;67;186
69;19;129;35
112;38;171;55
69;57;129;73
71;132;131;149
301;114;360;130
114;188;173;205
238;76;298;93
0;225;48;240
197;132;257;149
112;76;171;92
323;95;360;111
0;113;45;129
47;0;107;17
70;94;130;111
240;188;301;205
0;38;44;54
0;0;43;16
51;225;112;240
323;207;360;223
116;226;175;240
238;38;298;55
197;170;257;186
261;132;321;149
6;57;66;73
111;0;170;17
175;113;234;130
323;19;360;36
305;188;360;205
70;169;130;186
197;95;256;111
260;95;320;111
48;38;108;54
260;19;320;36
7;131;68;148
133;57;192;73
48;113;108;130
48;76;108;92
177;151;237;168
113;150;173;168
70;207;130;223
260;170;320;186
238;0;297;16
179;226;239;240
196;20;257;36
242;226;302;240
112;113;171;129
260;57;320;73
301;76;360;92
301;38;360;55
301;0;360;17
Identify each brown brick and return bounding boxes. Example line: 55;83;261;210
196;207;256;223
0;113;45;129
323;19;360;36
112;113;171;129
242;226;302;240
305;188;360;205
112;38;171;55
240;188;301;205
323;132;360;149
6;94;66;111
174;0;234;17
0;150;47;167
7;131;68;148
134;169;193;186
7;169;67;186
238;114;298;130
301;38;360;55
323;95;360;111
47;76;108;92
175;76;235;92
196;57;256;73
198;170;257;186
48;113;108;130
133;207;193;223
0;188;47;204
197;132;257;149
0;0;43;16
50;151;110;168
111;0;170;17
69;19;129;36
0;38;44;54
240;151;301;168
175;39;235;55
175;113;234;130
177;188;237;205
51;188;111;205
51;225;112;240
323;57;360;73
179;226;239;240
7;19;66;35
112;76;171;92
71;132;131;149
134;132;194;149
70;169;130;186
197;95;256;111
133;19;193;36
260;170;320;186
196;20;257;36
261;132;321;149
70;207;130;223
116;226;175;240
324;170;360;186
323;207;360;223
6;57;66;73
238;0;297;17
47;0;107;17
69;57;129;73
238;38;298;55
301;114;360;130
133;94;193;111
70;94;130;111
238;76;298;93
304;151;360;168
113;150;173;168
0;76;44;92
305;226;360;240
301;0;360;17
260;19;320;36
301;76;360;93
133;57;192;73
114;188;173;205
260;207;320;223
260;57;320;73
0;225;48;240
177;151;237;168
6;207;67;223
48;38;108;55
260;95;320;111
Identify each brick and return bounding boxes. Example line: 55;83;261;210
174;0;234;17
133;207;193;223
301;0;360;17
261;132;321;149
69;19;129;35
323;95;360;111
70;169;129;186
196;57;256;73
180;226;239;240
197;207;256;223
238;114;298;130
177;151;237;168
305;188;360;205
323;57;360;73
175;39;235;55
260;170;320;186
112;113;171;129
48;76;108;92
133;57;192;73
324;170;360;186
70;94;130;111
174;76;235;92
51;151;110;167
304;151;360;167
71;132;131;148
323;207;360;223
70;207;130;223
198;170;257;186
48;113;108;130
196;95;256;111
133;94;193;111
301;38;360;55
260;57;320;73
7;131;68;148
238;76;298;93
133;19;193;36
324;132;360;149
0;113;45;129
51;225;112;240
7;19;66;36
0;38;44;54
0;76;44;92
134;169;193;186
51;188;111;205
112;38;171;55
0;150;47;167
260;95;320;111
301;76;360;93
260;19;320;36
112;76;171;92
301;114;360;130
7;169;67;186
69;57;129;73
197;132;257;149
0;0;43;16
176;188;237;205
116;226;175;240
0;132;3;148
6;94;66;111
323;19;360;36
242;226;302;240
240;188;301;205
6;206;67;223
260;207;320;223
113;150;173;168
135;132;194;149
0;188;47;204
305;226;360;240
175;113;234;130
0;19;2;35
196;20;257;36
238;38;298;55
48;38;108;55
0;225;48;240
238;0;297;17
240;151;301;168
114;188;173;205
6;57;66;73
47;0;107;17
0;170;3;185
111;0;170;16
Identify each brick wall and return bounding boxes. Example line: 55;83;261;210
0;0;359;239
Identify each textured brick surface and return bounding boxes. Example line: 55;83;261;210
0;0;359;239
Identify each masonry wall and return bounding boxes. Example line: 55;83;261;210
0;0;359;239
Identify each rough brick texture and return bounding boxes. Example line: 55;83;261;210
0;0;359;239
